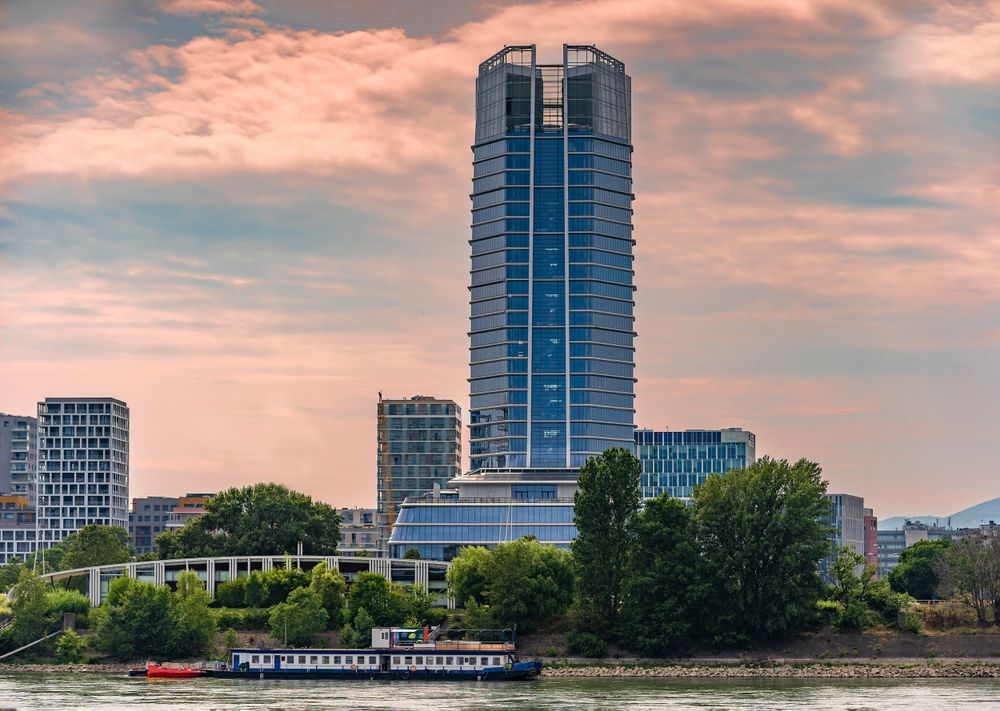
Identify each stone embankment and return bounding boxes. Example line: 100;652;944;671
542;661;1000;679
0;663;133;674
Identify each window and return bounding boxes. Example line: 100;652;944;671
436;657;443;665
393;657;400;665
252;655;259;663
481;657;489;665
322;656;329;665
298;656;305;664
310;656;318;664
405;656;413;665
493;657;500;666
369;656;376;665
415;656;423;665
446;657;453;665
263;656;271;664
334;656;341;664
345;656;353;664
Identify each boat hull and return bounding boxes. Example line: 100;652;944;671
209;661;542;682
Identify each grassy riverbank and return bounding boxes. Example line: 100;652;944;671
541;660;1000;678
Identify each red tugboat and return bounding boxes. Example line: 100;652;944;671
145;662;205;679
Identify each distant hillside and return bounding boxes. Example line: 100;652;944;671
877;497;1000;531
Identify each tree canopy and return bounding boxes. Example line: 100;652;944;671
154;483;341;558
61;524;132;570
695;457;831;643
888;539;952;600
572;447;642;630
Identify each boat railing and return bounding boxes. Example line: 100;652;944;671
391;641;515;652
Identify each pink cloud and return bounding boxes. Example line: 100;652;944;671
887;2;1000;83
158;0;266;15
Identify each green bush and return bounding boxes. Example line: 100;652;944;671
212;607;270;631
901;610;924;633
46;588;91;619
816;600;843;627
213;578;248;608
566;629;607;658
268;588;327;646
55;630;87;663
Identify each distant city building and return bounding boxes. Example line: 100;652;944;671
0;413;37;503
35;397;130;548
338;506;377;554
635;428;755;500
863;507;878;571
820;493;866;581
0;494;36;565
876;521;974;578
376;395;462;553
129;492;213;554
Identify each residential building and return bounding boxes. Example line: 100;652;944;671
35;397;129;548
635;428;755;500
165;492;212;531
129;496;179;554
338;506;378;554
0;494;36;565
863;507;878;570
876;521;972;578
0;413;38;503
820;493;866;581
389;44;635;560
376;395;462;552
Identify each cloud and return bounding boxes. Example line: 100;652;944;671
887;2;1000;83
158;0;266;15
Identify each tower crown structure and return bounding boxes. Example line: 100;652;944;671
469;45;636;471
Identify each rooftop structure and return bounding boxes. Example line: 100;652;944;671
634;428;755;500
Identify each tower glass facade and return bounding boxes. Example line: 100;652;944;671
469;45;635;471
635;428;756;500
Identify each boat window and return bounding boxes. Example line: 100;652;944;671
334;656;341;664
322;656;329;665
493;657;500;666
415;656;423;665
436;656;443;665
446;656;453;665
393;656;400;665
346;656;353;664
310;656;318;664
369;656;376;665
263;656;271;664
252;655;259;663
298;656;306;664
404;656;413;665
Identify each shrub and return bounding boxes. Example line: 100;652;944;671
268;588;327;646
221;628;239;654
46;588;91;620
566;629;607;658
901;610;924;634
55;630;87;663
816;600;843;627
214;578;248;608
212;607;270;631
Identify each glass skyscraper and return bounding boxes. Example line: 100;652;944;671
634;428;755;500
469;45;636;471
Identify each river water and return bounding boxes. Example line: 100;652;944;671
1;674;999;710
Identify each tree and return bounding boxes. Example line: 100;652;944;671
309;562;346;630
403;548;422;560
0;558;25;593
446;546;493;607
268;588;327;646
10;569;51;646
155;483;341;559
889;539;952;600
95;577;173;660
476;538;574;632
341;608;375;648
345;572;405;627
620;496;704;655
61;525;132;570
826;547;879;630
936;535;997;627
695;457;831;643
169;571;216;658
572;448;642;633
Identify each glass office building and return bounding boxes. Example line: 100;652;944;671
469;44;636;471
634;428;755;500
389;44;635;560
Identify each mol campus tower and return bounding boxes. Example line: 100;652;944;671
389;45;636;560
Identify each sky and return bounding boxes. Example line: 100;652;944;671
0;0;997;517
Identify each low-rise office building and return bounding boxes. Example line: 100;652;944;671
129;492;213;554
876;522;974;579
0;494;36;565
863;507;878;570
635;428;755;501
820;493;866;581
